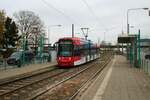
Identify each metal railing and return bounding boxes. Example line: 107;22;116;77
0;50;57;71
141;59;150;75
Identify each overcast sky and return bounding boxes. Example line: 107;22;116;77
0;0;150;44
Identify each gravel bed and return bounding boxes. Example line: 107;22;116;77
35;60;107;100
34;52;113;100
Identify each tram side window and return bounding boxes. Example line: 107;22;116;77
86;46;90;55
80;44;87;56
83;44;88;56
74;45;80;56
80;45;84;56
91;47;96;54
89;43;91;55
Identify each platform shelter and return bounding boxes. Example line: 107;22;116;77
118;33;141;67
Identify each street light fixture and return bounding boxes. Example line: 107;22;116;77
127;8;149;35
143;8;149;10
126;7;149;62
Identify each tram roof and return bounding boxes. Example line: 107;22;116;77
59;37;93;45
59;37;90;42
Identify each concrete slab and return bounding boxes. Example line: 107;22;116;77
95;55;150;100
79;55;150;100
0;62;57;81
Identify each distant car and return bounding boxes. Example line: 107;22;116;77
7;51;34;67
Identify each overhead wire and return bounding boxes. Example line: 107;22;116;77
41;0;77;24
41;0;85;35
81;0;107;31
43;0;95;39
41;0;109;39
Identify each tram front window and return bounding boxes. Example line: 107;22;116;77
58;41;72;57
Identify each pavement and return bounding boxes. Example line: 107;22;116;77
80;55;150;100
0;61;57;81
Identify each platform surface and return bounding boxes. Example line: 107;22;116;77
0;62;57;81
93;55;150;100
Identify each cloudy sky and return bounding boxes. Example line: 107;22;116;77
0;0;150;44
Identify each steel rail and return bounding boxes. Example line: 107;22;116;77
0;67;66;97
68;55;112;100
30;54;112;100
0;65;57;86
30;61;100;99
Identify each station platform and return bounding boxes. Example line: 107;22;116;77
0;62;57;83
80;55;150;100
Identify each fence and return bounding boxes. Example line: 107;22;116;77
0;50;57;71
141;59;150;75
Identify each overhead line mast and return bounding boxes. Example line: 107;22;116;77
81;28;89;40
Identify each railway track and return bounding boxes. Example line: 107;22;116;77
70;54;113;100
33;52;113;100
0;59;98;99
0;52;113;100
0;67;68;99
0;65;57;86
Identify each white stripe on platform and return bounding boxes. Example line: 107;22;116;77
92;57;115;100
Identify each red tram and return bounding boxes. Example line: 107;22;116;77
57;37;100;67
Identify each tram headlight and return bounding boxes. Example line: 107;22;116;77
58;57;61;60
68;57;72;61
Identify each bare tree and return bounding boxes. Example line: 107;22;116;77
13;11;45;47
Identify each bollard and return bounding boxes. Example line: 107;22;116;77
141;60;143;70
11;93;20;100
144;60;146;72
4;96;11;100
142;60;144;70
147;60;149;73
20;90;27;99
148;60;150;75
146;60;148;74
4;58;7;70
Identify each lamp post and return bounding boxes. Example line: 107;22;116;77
32;26;38;56
47;25;61;62
126;7;149;66
127;8;149;35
